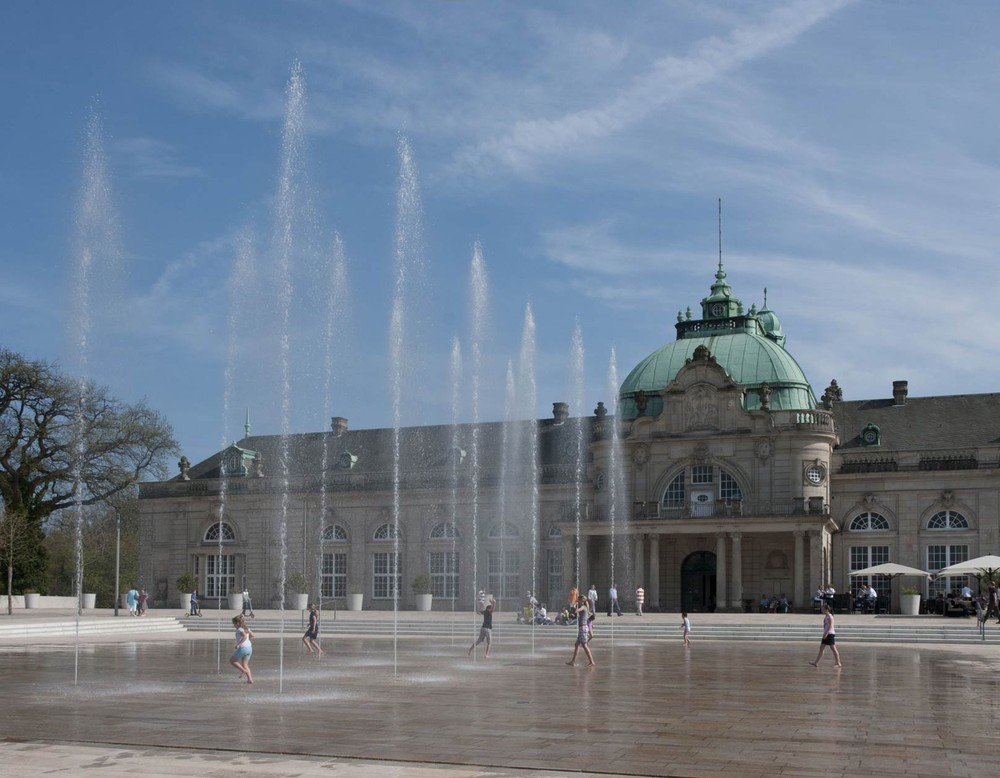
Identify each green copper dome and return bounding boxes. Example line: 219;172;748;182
619;272;815;420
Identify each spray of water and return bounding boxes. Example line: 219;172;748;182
605;348;627;646
390;135;425;676
569;320;586;590
467;245;489;630
273;62;307;693
516;304;539;654
70;107;121;684
497;360;515;616
317;234;350;646
447;338;463;644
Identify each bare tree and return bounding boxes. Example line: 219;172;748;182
0;349;178;592
0;505;32;614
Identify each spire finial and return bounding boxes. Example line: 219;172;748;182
763;287;768;308
244;407;251;439
718;197;723;274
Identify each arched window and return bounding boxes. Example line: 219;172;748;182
719;470;742;501
928;510;969;530
430;522;458;539
662;474;685;508
204;522;236;542
488;521;520;539
322;524;348;542
849;512;890;531
373;523;401;540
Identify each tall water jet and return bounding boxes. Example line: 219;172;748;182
390;135;425;676
70;107;121;683
568;320;586;590
273;62;307;693
496;359;516;617
516;304;539;651
447;337;463;643
605;348;627;644
467;244;489;628
316;233;350;643
218;227;257;671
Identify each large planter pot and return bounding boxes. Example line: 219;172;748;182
24;593;40;609
347;593;364;611
228;592;244;611
900;593;921;616
415;593;432;611
82;593;97;609
289;592;308;610
180;593;192;611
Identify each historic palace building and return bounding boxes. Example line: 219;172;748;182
138;263;1000;613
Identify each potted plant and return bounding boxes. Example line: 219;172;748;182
412;574;433;611
286;572;309;610
900;586;921;616
176;572;198;610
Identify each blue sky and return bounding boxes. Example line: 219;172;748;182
3;1;1000;469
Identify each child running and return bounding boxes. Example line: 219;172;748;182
567;596;596;667
681;612;691;646
230;615;255;684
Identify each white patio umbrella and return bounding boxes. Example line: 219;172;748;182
849;563;932;579
849;563;931;614
935;554;1000;581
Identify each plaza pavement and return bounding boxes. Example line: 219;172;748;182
2;608;999;777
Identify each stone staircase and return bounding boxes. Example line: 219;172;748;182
178;616;1000;645
0;616;187;640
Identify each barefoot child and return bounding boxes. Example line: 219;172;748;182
681;612;691;646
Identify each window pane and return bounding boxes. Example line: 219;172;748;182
373;552;401;599
321;552;347;598
429;551;459;598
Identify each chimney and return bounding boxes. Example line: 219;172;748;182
552;402;569;423
331;416;349;437
892;381;908;406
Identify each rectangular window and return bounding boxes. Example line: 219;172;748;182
321;552;347;599
429;551;459;599
927;545;969;596
546;548;562;604
205;555;235;598
487;550;520;599
373;552;402;599
849;545;890;598
691;465;712;484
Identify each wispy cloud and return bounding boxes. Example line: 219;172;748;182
116;137;204;179
452;0;855;177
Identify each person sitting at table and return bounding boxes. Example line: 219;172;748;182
961;584;973;599
866;585;878;611
814;586;826;610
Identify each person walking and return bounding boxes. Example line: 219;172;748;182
811;604;842;668
567;595;596;667
242;589;255;618
125;586;139;616
635;586;645;616
607;583;623;616
302;603;323;654
137;588;148;616
468;596;495;659
681;612;691;646
230;615;254;684
587;584;598;614
986;582;1000;624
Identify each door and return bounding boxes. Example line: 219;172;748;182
681;551;717;612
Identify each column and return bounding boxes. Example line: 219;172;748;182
649;535;660;609
730;532;743;610
715;532;728;611
793;530;805;609
809;529;822;592
634;534;645;592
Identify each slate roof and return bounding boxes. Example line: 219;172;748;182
181;416;596;482
834;393;1000;452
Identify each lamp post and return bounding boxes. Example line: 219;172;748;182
113;507;121;617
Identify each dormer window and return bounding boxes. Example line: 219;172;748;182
860;423;881;447
339;451;358;470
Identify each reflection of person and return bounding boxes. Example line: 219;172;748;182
468;597;494;658
302;603;323;654
681;612;691;646
230;615;254;683
810;605;842;668
567;596;596;667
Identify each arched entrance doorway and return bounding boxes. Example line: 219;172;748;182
681;551;717;612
